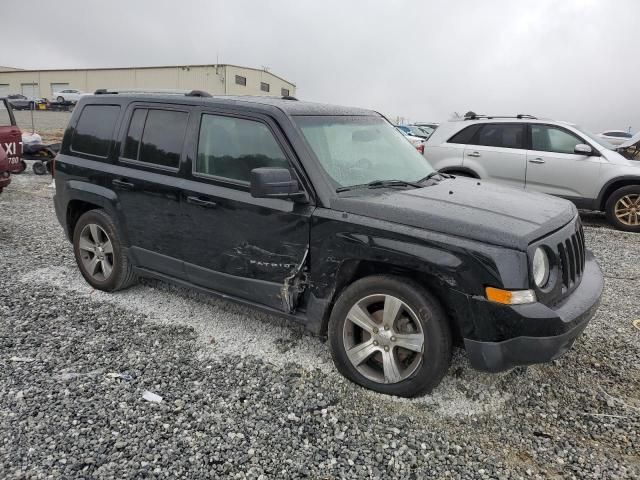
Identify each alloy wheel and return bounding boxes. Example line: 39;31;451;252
614;194;640;226
342;294;424;384
78;224;114;281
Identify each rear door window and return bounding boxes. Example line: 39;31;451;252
473;123;524;149
195;114;289;182
71;105;121;158
121;108;189;169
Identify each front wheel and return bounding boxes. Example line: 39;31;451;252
328;275;452;397
57;96;64;103
605;185;640;232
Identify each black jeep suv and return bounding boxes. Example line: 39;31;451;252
53;91;604;397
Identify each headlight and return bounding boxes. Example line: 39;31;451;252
532;247;550;288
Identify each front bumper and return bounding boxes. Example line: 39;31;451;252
464;251;603;372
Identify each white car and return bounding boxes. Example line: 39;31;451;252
597;130;634;146
396;128;425;154
54;89;87;104
424;114;640;231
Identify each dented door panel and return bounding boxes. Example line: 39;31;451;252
180;178;313;311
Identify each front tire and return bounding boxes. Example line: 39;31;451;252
57;96;64;103
605;185;640;232
328;275;452;397
73;210;136;291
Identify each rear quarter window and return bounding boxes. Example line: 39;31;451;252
70;105;121;158
447;124;481;144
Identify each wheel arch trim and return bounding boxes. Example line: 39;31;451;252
63;180;129;245
596;175;640;210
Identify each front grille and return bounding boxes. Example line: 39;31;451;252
556;221;585;292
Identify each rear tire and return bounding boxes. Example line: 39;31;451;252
14;160;27;174
73;210;137;291
605;185;640;232
328;275;452;397
32;161;47;175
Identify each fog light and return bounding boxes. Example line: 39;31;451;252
485;287;536;305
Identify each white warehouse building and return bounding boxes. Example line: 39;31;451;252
0;64;296;100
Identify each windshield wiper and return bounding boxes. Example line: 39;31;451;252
336;179;424;193
417;171;451;183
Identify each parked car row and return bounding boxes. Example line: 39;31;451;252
5;89;87;110
425;115;640;231
52;91;604;397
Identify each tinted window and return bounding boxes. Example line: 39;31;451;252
448;124;481;144
122;109;147;160
71;105;121;158
196;114;288;182
138;110;188;168
235;75;246;86
531;125;583;154
474;123;524;148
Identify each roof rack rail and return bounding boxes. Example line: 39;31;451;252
94;88;212;97
282;95;298;101
464;114;537;120
186;89;211;97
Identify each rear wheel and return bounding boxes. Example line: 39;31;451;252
328;275;452;397
605;185;640;232
32;161;47;175
73;210;136;291
14;160;27;174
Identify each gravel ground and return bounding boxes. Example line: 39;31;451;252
1;171;638;479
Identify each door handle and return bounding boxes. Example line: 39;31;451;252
467;151;481;157
528;158;546;164
186;195;217;208
112;179;135;190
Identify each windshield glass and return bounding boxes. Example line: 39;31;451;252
296;115;434;189
573;125;615;150
408;126;428;137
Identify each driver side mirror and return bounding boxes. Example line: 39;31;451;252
250;168;306;201
574;144;595;156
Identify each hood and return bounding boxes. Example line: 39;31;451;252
332;178;576;250
616;131;640;150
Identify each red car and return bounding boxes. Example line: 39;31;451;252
1;97;24;174
0;143;10;192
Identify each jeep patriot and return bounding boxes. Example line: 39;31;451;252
53;91;604;396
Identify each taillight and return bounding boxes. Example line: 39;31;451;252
417;144;425;154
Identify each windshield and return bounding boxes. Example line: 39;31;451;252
408;126;428;137
296;115;434;189
416;126;434;137
573;125;615;150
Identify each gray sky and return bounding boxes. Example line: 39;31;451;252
4;0;639;131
